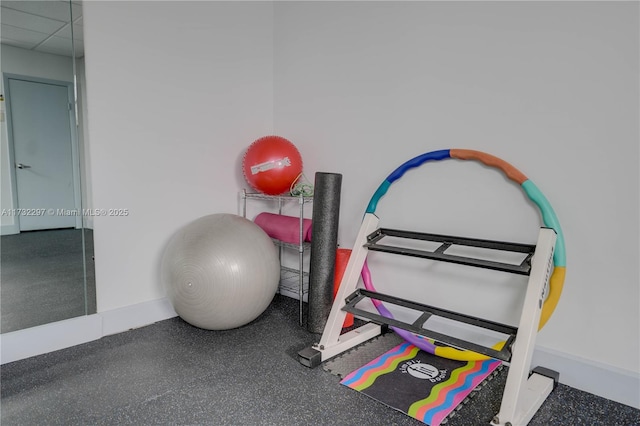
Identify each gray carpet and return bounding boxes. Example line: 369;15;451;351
1;228;96;333
1;295;638;425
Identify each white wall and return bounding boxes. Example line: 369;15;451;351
5;0;636;409
82;1;274;312
273;0;638;397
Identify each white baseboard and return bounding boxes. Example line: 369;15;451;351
1;296;638;410
532;344;640;409
0;314;103;364
1;223;19;235
0;298;177;365
101;298;176;336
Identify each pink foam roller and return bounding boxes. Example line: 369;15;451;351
254;212;312;244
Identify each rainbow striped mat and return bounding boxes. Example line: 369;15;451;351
340;342;502;426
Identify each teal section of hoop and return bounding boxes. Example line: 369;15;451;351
522;180;566;267
366;181;391;214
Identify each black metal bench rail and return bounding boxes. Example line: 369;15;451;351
364;228;536;275
342;288;517;362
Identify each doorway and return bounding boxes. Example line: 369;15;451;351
4;74;81;232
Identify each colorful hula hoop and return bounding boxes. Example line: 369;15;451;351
363;149;566;362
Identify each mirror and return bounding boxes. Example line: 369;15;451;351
0;0;95;333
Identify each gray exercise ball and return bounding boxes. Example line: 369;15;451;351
161;213;280;330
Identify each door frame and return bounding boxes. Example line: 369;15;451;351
3;73;82;234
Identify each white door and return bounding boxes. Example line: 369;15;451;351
7;76;78;231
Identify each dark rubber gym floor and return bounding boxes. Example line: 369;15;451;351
2;295;639;425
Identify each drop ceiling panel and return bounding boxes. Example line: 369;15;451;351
1;7;67;34
1;0;83;58
37;35;73;56
1;23;51;47
2;0;76;23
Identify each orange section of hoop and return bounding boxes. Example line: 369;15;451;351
450;149;528;185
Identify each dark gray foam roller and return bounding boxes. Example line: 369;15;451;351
307;172;342;334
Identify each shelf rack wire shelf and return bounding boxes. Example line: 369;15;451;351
240;189;313;325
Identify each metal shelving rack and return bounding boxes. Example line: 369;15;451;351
240;189;313;325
